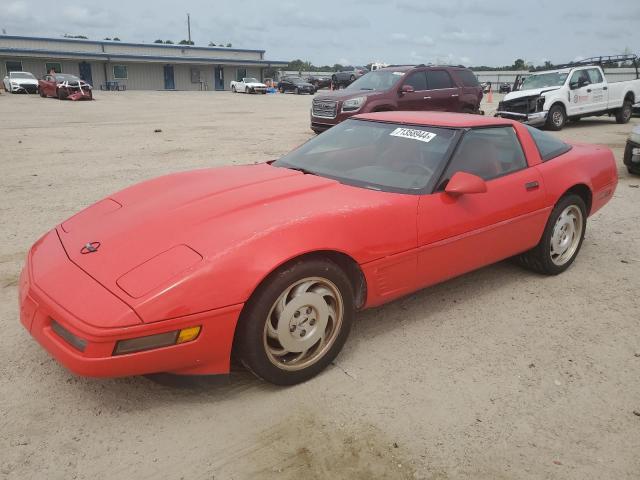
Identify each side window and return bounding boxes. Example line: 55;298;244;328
403;71;427;91
440;127;527;185
587;68;603;84
427;70;454;89
456;69;479;87
524;125;572;161
570;69;590;86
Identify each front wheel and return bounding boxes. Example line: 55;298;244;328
615;100;632;124
295;87;300;95
545;104;566;130
57;88;68;100
234;258;354;385
515;194;587;275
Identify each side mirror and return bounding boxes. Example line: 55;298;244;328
400;84;414;95
445;172;487;196
569;81;578;90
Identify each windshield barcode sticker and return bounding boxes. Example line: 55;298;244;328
389;128;437;143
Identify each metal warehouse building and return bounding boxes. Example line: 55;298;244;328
0;35;287;91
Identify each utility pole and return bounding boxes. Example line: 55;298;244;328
187;13;191;44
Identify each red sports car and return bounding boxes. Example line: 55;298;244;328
19;112;617;385
39;73;93;100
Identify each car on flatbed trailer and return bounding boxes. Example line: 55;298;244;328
496;55;640;130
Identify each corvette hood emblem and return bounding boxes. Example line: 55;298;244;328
80;242;101;254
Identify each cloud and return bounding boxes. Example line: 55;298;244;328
396;0;515;17
390;32;409;42
414;35;435;46
440;30;496;45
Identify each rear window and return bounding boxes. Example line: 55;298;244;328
456;69;479;87
427;70;454;89
525;125;572;161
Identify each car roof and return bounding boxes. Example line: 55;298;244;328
354;111;516;128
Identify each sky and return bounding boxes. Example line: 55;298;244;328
2;0;639;67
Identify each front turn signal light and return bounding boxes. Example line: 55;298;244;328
177;326;201;344
113;326;201;355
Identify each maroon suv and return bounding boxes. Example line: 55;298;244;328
311;65;483;133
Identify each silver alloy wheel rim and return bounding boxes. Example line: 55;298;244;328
263;277;344;371
552;110;563;127
550;205;583;266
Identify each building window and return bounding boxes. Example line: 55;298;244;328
45;62;62;74
236;68;247;82
113;65;128;80
6;61;23;73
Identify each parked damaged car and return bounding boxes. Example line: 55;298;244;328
496;55;640;130
624;124;640;175
277;76;316;94
311;65;483;134
306;74;332;89
3;71;39;94
39;73;93;101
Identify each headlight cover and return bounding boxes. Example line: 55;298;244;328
342;96;366;112
629;126;640;144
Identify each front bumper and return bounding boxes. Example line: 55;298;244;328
495;110;547;126
310;108;358;132
19;230;242;377
9;83;38;93
623;139;640;173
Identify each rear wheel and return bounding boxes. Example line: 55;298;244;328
545;104;566;130
234;258;354;385
231;85;236;93
295;87;300;95
615;100;632;124
57;88;68;100
515;194;586;275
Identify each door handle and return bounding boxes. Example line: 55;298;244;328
451;94;459;97
587;89;592;93
603;86;608;90
423;96;431;99
525;181;539;190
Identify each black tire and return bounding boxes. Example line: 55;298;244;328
279;87;285;94
545;104;566;131
515;194;587;275
57;88;68;100
39;88;46;98
231;85;236;93
234;258;355;385
615;100;633;124
628;166;640;175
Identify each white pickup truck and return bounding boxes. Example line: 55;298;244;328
496;58;640;130
230;77;267;94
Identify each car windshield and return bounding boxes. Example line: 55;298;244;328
345;70;405;91
55;74;80;82
520;72;568;90
244;78;259;83
10;72;35;79
288;77;304;83
273;119;458;193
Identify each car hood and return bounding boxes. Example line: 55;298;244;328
246;82;266;87
503;86;560;101
293;82;315;88
11;78;38;85
55;163;413;319
314;89;380;102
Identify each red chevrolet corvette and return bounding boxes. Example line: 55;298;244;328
19;112;617;385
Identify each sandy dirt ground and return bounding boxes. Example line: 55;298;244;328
1;90;639;480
